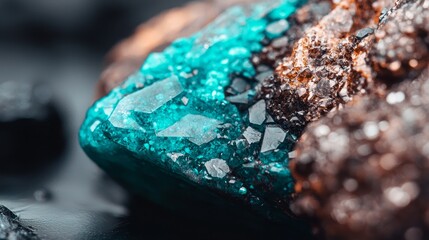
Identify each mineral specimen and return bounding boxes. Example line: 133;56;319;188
82;0;429;236
0;81;65;174
81;0;309;224
0;205;40;240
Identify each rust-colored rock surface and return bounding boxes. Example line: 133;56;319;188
260;0;402;135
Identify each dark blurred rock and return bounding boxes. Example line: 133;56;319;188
0;205;40;240
33;189;53;203
370;0;429;84
0;81;65;174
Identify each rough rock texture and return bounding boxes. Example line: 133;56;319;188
290;0;429;238
0;205;40;240
260;0;397;136
255;0;332;68
290;0;429;236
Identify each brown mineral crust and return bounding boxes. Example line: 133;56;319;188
370;0;429;84
291;66;429;240
255;1;333;68
259;0;391;136
96;0;254;99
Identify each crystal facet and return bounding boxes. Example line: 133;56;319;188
204;159;231;178
156;114;222;146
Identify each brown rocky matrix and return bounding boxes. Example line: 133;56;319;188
291;66;429;240
260;0;397;136
254;0;333;68
290;0;429;238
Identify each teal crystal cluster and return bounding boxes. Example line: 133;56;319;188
80;0;303;221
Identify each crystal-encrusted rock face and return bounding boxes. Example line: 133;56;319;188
80;0;307;222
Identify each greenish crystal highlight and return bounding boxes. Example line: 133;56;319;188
80;0;303;220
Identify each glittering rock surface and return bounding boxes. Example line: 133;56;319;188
255;0;332;68
0;205;40;240
289;1;429;238
81;0;310;226
291;66;429;240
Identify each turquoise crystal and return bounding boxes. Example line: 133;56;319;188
80;0;305;223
